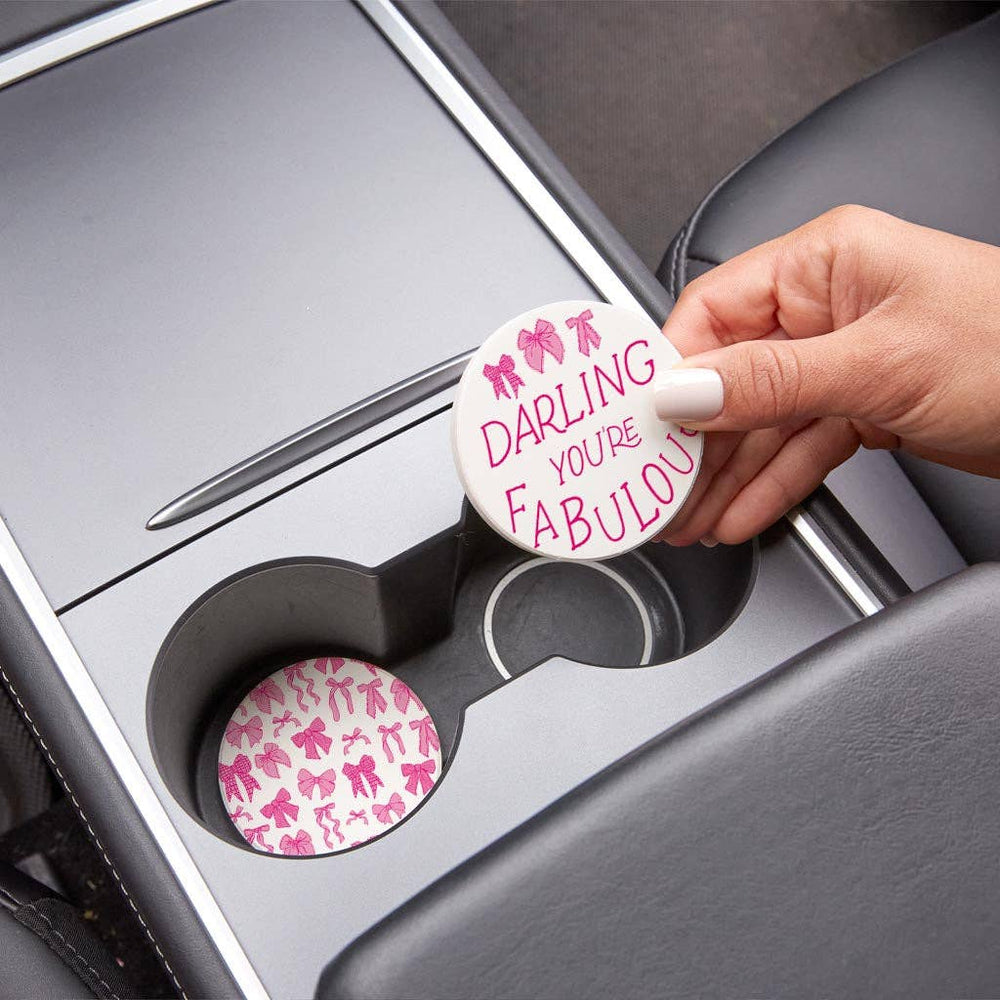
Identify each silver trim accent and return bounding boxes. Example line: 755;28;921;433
148;351;475;530
788;507;882;617
0;517;269;1000
482;558;654;680
0;0;215;91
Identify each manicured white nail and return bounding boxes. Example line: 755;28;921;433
654;368;724;422
699;534;718;548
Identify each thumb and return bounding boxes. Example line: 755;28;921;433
654;331;880;431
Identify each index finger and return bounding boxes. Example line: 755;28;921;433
663;214;843;358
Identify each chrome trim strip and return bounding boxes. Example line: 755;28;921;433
0;517;269;1000
0;0;215;91
148;351;474;530
788;508;882;617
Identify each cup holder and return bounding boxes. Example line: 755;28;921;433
147;505;755;853
483;555;680;679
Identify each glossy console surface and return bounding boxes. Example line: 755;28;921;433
0;0;591;608
60;410;859;998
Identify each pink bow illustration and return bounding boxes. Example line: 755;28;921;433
342;727;371;755
228;805;252;824
378;722;406;764
290;717;333;760
225;715;263;750
242;824;274;853
279;829;316;856
326;677;355;722
271;710;301;738
346;809;368;826
566;309;601;356
358;678;387;719
401;759;437;796
390;678;423;715
218;754;260;803
254;741;292;779
517;317;565;374
361;662;380;676
312;656;345;675
260;787;299;829
297;767;336;800
342;754;384;799
409;715;441;758
314;804;344;848
482;354;526;400
249;678;285;713
372;793;406;826
284;662;320;711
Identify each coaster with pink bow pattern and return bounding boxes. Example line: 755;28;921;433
217;657;441;857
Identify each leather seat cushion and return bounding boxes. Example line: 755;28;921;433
321;564;1000;999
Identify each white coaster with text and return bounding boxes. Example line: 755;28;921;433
452;300;703;560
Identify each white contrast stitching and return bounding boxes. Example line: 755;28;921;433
23;903;120;999
0;661;187;999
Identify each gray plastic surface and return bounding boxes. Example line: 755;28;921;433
60;410;859;998
0;0;593;608
825;450;965;590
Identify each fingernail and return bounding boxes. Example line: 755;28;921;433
654;368;724;422
700;533;718;548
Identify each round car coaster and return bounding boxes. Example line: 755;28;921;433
452;300;703;560
217;657;441;856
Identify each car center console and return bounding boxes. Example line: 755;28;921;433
0;2;967;997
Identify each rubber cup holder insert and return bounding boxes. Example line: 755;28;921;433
218;657;441;856
482;553;684;679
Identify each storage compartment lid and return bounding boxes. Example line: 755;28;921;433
0;0;592;606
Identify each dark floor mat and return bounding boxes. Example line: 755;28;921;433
439;0;995;270
0;684;56;830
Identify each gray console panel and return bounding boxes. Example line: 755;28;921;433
61;410;859;997
0;0;591;608
827;450;964;591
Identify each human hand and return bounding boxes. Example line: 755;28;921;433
654;205;1000;546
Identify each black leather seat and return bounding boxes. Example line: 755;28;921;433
0;860;133;999
322;564;1000;999
658;10;1000;566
